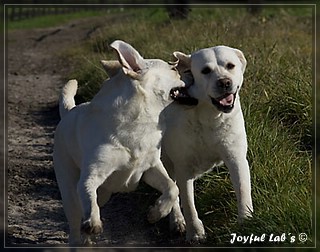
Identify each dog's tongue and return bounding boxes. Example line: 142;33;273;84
219;94;234;106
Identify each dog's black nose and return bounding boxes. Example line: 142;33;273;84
217;78;232;89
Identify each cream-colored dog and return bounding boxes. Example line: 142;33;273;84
162;45;253;242
53;40;183;245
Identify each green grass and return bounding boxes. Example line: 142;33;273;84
6;8;119;30
39;6;315;247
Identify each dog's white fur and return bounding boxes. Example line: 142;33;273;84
53;40;183;245
161;46;253;242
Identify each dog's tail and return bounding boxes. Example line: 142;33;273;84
59;79;77;119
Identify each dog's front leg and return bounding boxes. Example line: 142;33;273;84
176;176;206;243
224;157;253;222
142;161;179;223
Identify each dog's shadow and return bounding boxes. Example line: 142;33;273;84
29;102;60;199
97;184;185;246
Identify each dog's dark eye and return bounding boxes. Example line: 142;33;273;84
201;67;211;75
226;63;235;70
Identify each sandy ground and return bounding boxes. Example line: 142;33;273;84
5;15;188;249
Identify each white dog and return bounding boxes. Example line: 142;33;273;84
161;45;253;242
53;40;184;245
81;45;253;244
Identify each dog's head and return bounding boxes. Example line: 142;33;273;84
171;46;247;113
107;40;184;105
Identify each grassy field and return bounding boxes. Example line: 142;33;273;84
9;6;315;248
66;6;314;248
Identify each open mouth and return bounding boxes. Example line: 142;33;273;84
210;91;237;113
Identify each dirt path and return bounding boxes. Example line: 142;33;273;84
6;16;185;248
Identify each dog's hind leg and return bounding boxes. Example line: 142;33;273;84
53;150;82;245
142;161;179;223
77;161;115;236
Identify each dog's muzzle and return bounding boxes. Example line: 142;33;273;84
210;86;239;113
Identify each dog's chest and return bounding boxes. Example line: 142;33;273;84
173;110;240;177
185;122;225;175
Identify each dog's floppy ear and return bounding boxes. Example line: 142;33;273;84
110;40;147;79
172;51;194;87
233;48;247;73
173;51;191;73
170;52;198;106
100;60;122;78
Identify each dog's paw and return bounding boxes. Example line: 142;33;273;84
186;219;206;244
186;233;207;244
170;218;186;234
81;219;103;235
147;201;172;224
82;235;93;245
170;217;186;234
186;229;206;244
237;208;253;224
